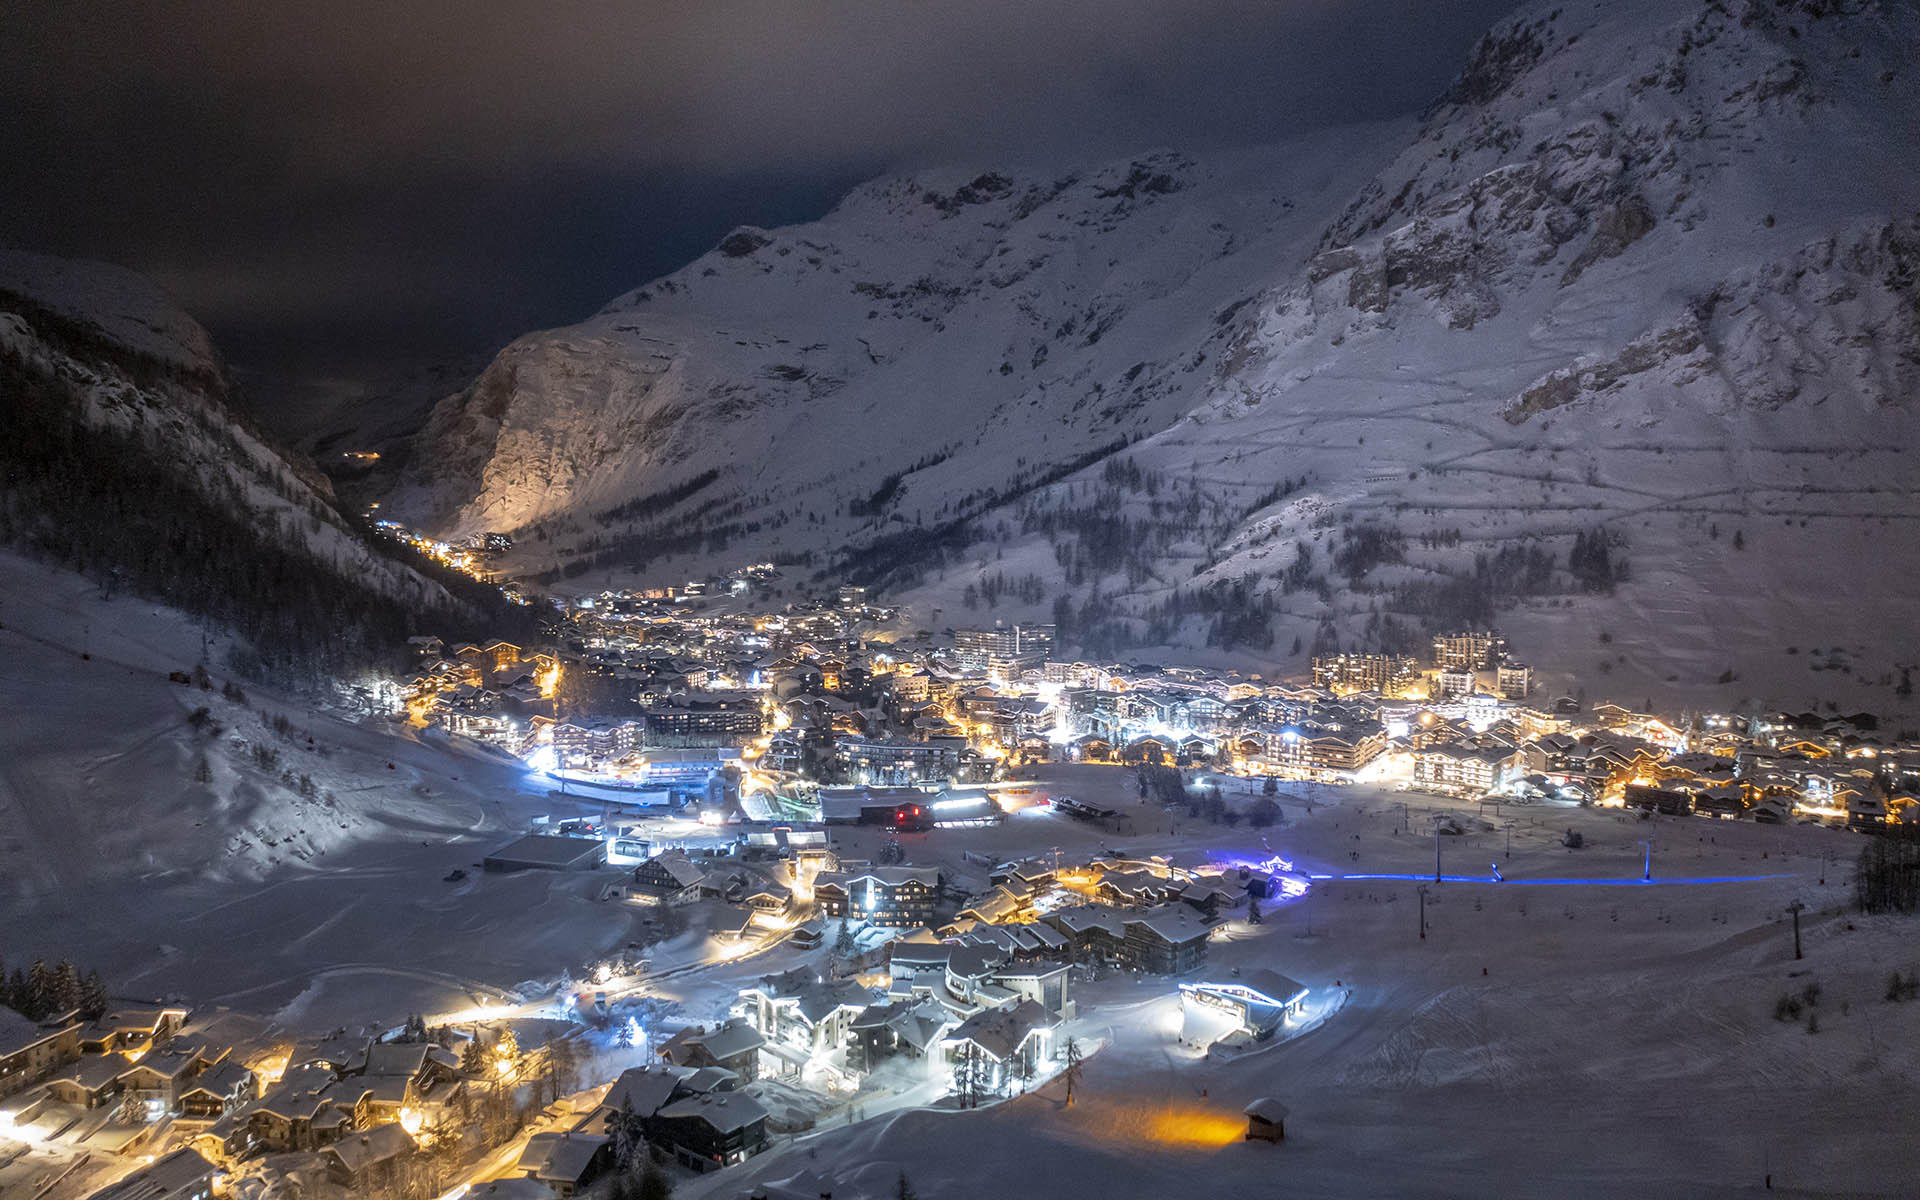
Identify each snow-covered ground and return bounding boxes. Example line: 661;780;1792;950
0;551;621;1030
706;767;1920;1199
5;555;1917;1197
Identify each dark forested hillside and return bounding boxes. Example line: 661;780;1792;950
0;351;538;682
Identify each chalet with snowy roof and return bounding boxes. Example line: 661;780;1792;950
884;939;1073;1022
176;1059;258;1121
1041;904;1213;974
42;1052;130;1108
1178;875;1244;918
1042;905;1129;962
627;851;708;904
847;998;952;1071
213;1065;356;1154
1096;869;1183;908
587;1065;769;1173
1262;719;1388;778
1411;740;1520;794
951;918;1070;962
652;1087;770;1171
79;1006;189;1057
1122;905;1214;973
734;969;873;1076
116;1041;226;1111
85;1148;216;1200
0;1006;81;1098
955;884;1026;925
1694;785;1747;820
939;999;1060;1096
813;865;940;927
515;1131;613;1197
345;1040;464;1122
1624;783;1695;816
323;1123;416;1189
658;1020;766;1082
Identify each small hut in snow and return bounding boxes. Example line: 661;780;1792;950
1244;1097;1289;1143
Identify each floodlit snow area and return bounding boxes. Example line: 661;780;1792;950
692;770;1920;1198
0;549;612;1025
6;573;1916;1200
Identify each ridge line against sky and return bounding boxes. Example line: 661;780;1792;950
0;0;1521;390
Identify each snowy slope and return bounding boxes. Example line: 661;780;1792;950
921;0;1920;713
0;248;459;614
393;131;1400;570
390;0;1920;712
0;551;613;1026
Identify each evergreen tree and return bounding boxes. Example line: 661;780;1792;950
51;960;81;1015
1855;831;1920;913
895;1171;919;1200
25;960;53;1020
547;1034;579;1101
951;1043;990;1109
1062;1037;1083;1108
612;1096;644;1171
459;1033;488;1076
118;1088;149;1127
1248;896;1263;925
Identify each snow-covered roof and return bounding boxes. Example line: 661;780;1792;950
517;1131;609;1182
941;999;1058;1062
655;1089;768;1134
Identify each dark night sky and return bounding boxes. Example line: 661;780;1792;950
1;1;1521;397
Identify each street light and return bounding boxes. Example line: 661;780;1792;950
1417;884;1429;940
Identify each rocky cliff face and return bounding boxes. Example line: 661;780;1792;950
389;0;1920;711
1012;0;1920;711
393;138;1395;569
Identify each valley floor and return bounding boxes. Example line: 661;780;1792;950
712;769;1920;1199
3;552;1917;1198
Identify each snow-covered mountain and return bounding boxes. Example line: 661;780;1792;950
392;130;1398;564
394;0;1920;711
1064;0;1920;710
0;249;516;678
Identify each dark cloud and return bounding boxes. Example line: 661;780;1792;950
0;0;1521;388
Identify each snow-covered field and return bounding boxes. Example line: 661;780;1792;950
714;766;1920;1199
5;555;1917;1196
0;552;625;1031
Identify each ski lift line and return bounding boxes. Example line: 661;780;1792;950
1327;872;1795;886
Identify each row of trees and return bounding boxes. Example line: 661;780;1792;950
0;957;109;1022
1855;830;1920;913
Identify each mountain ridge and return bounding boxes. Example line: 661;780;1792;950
360;0;1918;711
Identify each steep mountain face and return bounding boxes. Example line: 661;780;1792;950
392;0;1920;711
0;250;500;676
1010;0;1920;710
392;132;1398;572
